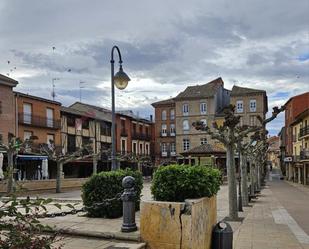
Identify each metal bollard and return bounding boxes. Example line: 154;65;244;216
121;176;138;232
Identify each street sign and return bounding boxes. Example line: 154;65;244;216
284;157;292;162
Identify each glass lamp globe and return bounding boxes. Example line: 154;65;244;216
114;66;131;90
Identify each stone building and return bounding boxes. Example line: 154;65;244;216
230;85;268;127
173;77;230;155
0;74;18;144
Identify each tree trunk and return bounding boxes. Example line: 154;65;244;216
240;152;249;206
6;150;14;194
249;161;255;196
93;155;98;175
226;143;238;220
56;161;63;193
257;161;261;190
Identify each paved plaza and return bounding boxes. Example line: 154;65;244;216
23;175;309;248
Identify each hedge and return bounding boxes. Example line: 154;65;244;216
82;168;143;218
151;164;221;202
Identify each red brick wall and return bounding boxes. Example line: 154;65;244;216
0;84;16;144
16;95;61;145
285;92;309;155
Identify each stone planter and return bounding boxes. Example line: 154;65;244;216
140;196;217;249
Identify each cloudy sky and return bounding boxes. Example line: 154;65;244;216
0;0;308;135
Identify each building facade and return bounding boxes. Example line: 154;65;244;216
230;86;268;127
116;110;153;157
284;92;309;183
0;74;18;144
267;136;280;169
15;92;62;146
151;98;176;165
174;78;230;155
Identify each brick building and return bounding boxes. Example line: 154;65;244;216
151;98;176;165
116;110;153;157
0;74;18;144
14;92;61;180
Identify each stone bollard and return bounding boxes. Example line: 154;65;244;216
121;176;138;232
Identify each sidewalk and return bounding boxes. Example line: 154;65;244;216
234;185;309;249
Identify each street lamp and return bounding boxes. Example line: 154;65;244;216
110;46;131;171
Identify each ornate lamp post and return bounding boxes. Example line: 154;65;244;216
110;46;131;170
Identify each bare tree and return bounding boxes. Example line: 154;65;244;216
40;141;92;193
0;133;36;194
193;105;285;220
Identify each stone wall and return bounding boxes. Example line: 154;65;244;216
140;196;217;249
0;178;88;193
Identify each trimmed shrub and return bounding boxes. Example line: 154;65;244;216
82;168;143;218
151;164;221;202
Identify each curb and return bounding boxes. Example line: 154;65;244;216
46;227;142;242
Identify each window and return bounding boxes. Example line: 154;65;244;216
183;104;189;115
139;124;143;134
145;126;149;136
82;136;90;146
132;142;137;154
183;139;190;151
121;120;126;135
161;143;167;156
47;134;54;144
132;123;137;134
67;135;76;153
162;110;167;121
139;143;143;154
200;102;207;114
201;119;207;127
145;143;149;155
121;139;126;154
170;124;176;136
236;100;243;113
46;108;54;128
171;143;176;153
161;124;167;136
183;120;190;131
82;118;89;129
24;131;33;141
201;138;207;145
67;115;75;127
170;109;175;120
249;99;256;112
249;116;256;126
23;103;32;124
100;121;111;136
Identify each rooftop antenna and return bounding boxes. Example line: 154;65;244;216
79;81;86;102
52;78;60;101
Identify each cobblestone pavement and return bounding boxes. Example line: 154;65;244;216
234;173;309;249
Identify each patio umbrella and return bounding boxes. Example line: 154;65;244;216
0;153;3;179
42;159;49;179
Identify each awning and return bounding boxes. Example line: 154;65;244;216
17;155;49;161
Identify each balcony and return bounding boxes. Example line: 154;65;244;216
170;132;176;137
299;127;309;139
300;149;309;161
170;151;176;156
18;113;61;129
161;132;167;137
120;130;128;137
132;132;151;141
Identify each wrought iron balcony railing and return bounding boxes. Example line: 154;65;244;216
299;127;309;138
300;149;309;160
18;113;61;129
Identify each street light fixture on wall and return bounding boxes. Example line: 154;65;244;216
110;46;131;171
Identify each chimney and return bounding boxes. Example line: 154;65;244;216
150;115;153;122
